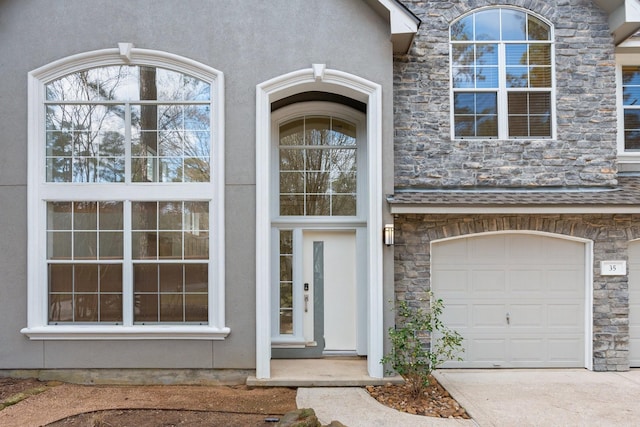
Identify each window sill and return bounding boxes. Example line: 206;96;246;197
20;325;231;340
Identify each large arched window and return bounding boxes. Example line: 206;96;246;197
450;7;554;139
24;46;228;339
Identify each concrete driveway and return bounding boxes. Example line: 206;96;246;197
434;369;640;426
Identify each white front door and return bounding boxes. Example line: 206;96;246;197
432;233;587;368
303;230;357;353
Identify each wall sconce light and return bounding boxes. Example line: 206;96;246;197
384;224;395;246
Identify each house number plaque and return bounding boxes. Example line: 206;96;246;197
600;260;626;276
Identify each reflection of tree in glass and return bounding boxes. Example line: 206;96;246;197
47;65;210;183
47;69;127;183
280;119;356;216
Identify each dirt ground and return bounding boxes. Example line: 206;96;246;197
0;375;468;426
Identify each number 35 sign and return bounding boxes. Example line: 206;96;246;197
600;261;626;276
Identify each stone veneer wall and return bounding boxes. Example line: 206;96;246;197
394;0;617;188
394;214;639;371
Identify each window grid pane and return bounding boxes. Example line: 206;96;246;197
131;201;210;261
48;263;123;323
133;262;208;324
454;92;498;138
47;201;124;323
279;230;293;335
508;92;551;137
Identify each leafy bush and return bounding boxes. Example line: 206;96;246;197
381;295;464;398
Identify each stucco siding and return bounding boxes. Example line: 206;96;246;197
0;0;395;370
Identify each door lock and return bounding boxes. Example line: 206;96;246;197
304;283;309;291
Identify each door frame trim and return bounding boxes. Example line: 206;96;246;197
256;65;383;378
430;230;594;370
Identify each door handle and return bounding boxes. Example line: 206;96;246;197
304;295;309;313
506;312;510;325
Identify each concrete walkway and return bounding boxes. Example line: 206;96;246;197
299;369;640;427
297;387;475;427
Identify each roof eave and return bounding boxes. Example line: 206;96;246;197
594;0;640;45
365;0;420;54
389;205;640;215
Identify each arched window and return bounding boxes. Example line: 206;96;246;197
278;112;359;217
24;46;228;339
450;7;554;139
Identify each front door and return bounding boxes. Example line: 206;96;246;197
272;230;357;358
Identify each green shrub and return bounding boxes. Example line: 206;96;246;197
381;295;464;398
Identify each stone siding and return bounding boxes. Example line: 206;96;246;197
394;214;638;371
394;0;617;188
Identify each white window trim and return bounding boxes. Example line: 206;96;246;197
616;53;640;164
449;6;557;141
22;44;228;340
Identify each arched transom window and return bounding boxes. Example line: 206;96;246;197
279;114;358;216
450;7;554;139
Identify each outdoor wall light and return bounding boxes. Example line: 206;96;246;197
384;224;395;246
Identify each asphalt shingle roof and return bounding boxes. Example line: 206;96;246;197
387;175;640;212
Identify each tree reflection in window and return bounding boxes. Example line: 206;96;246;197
45;66;211;182
279;116;357;216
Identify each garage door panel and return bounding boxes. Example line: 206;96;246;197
472;304;508;327
509;304;544;328
441;304;468;328
548;304;583;329
549;338;583;362
547;269;584;294
433;269;468;293
432;233;586;368
433;238;468;262
542;238;585;262
509;270;543;294
510;338;545;362
470;338;507;362
469;236;507;261
509;235;543;261
471;270;506;293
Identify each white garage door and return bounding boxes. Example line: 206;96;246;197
628;241;640;367
432;233;586;368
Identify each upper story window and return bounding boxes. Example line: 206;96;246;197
450;7;554;139
25;46;227;339
622;66;640;151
